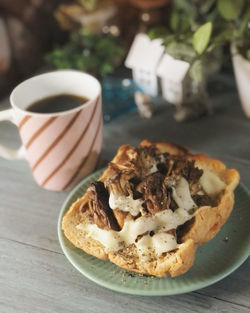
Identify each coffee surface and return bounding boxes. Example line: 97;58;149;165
27;94;88;113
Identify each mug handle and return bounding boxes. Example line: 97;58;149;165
0;109;26;160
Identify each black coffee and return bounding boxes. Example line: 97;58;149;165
27;94;89;113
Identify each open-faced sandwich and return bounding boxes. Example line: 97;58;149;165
62;140;240;277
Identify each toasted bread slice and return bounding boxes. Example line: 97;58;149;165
62;141;239;277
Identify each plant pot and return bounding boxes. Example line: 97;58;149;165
55;2;117;34
231;44;250;118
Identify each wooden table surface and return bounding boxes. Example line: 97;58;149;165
0;75;250;313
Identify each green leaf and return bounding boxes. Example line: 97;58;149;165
240;7;250;34
163;34;175;46
165;42;196;62
199;0;216;15
100;63;113;76
148;27;169;40
170;11;179;32
193;22;213;55
209;28;234;49
179;16;192;33
174;0;195;18
217;0;244;21
189;59;203;83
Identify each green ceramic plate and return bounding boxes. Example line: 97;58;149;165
58;169;250;296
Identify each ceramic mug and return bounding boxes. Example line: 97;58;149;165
0;70;103;191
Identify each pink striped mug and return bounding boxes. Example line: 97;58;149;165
0;70;103;191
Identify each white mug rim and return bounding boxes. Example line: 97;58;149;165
10;69;101;117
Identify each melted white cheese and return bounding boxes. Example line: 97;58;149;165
76;223;123;252
151;232;177;256
135;234;152;255
77;207;193;255
200;169;226;196
109;192;143;216
172;177;197;211
135;233;177;256
77;170;226;257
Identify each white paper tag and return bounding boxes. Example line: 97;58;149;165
125;33;164;72
125;33;165;96
157;54;190;104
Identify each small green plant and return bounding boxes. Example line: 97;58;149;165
149;22;215;83
148;0;243;82
45;29;126;77
217;0;250;59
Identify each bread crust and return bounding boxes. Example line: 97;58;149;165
62;140;240;277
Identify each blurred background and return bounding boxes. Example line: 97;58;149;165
1;0;250;121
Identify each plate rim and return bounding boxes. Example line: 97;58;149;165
58;169;250;296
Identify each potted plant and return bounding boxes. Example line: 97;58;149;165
148;0;226;121
217;0;250;118
45;28;125;78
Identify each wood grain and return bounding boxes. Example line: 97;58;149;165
0;239;249;313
